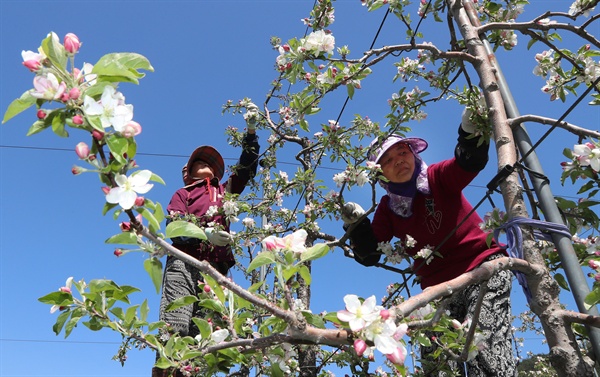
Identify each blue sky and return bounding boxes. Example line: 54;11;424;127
1;1;598;376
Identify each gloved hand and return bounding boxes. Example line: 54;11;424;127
341;202;365;224
205;227;233;247
461;107;476;134
244;103;260;131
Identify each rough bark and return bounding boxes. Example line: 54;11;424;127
449;1;593;375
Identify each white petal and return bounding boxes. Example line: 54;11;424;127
119;190;137;210
114;174;129;187
130;170;152;186
343;294;360;312
211;329;229;343
106;187;125;204
133;183;153;194
374;334;398;354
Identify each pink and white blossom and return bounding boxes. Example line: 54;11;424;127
21;50;44;71
30;73;67;100
261;229;308;255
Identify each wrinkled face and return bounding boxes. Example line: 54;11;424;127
379;143;415;183
190;160;214;180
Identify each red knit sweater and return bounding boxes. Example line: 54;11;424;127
371;158;504;288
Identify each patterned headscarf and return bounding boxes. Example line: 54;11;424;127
369;135;430;217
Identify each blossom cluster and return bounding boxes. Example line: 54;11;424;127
569;142;600;172
337;294;408;365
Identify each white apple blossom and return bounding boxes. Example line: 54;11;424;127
337;294;381;332
211;329;229;344
363;318;400;354
242;217;255;228
83;86;134;132
405;234;416;248
333;171;348;187
205;205;219;218
223;200;239;223
303;30;335;55
416;246;435;265
355;170;370;186
105;170;153;209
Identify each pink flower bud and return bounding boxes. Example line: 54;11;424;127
64;33;81;54
353;339;367;357
379;309;390;320
203;285;211;293
69;87;81;100
114;249;124;257
386;347;407;365
59;286;72;294
121;121;142;138
71;166;83;175
282;44;290;52
134;196;145;207
92;130;105;141
61;93;70;102
101;186;111;195
37;109;47;119
23;60;41;72
72;115;84;125
75;142;90;159
120;222;132;232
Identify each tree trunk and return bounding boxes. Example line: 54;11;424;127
449;1;593;375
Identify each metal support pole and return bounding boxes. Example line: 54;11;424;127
462;1;600;359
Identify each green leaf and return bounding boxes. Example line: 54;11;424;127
300;243;329;262
416;333;432;347
52;310;71;335
140;299;149;322
106;134;128;164
299;118;309;132
144;257;163;294
346;84;355;99
323;311;343;326
298;264;312;285
153;203;165;224
64;313;83;338
282;265;299;282
26;119;52;136
138;207;160;233
585;289;600;311
202;273;225;303
165;295;198;311
198;299;225;313
2;90;36;124
165;220;206;240
155;358;175;369
38;291;73;306
191;318;212;339
554;273;570;291
151;172;166;185
105;232;138;245
301;311;325;328
41;32;67;70
93;53;154;84
247;251;276;272
51;111;68;137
